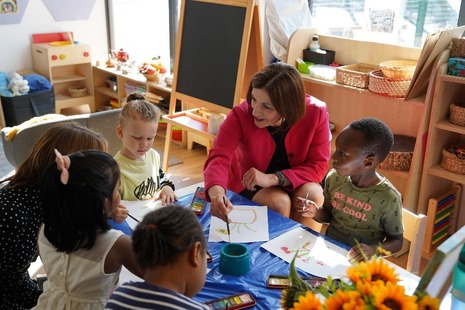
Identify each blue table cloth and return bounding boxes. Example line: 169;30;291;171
176;190;349;310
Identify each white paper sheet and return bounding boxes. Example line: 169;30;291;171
261;227;351;279
209;205;269;243
122;199;164;230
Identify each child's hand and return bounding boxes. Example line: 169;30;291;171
112;204;128;223
347;243;376;262
295;197;318;217
157;186;177;205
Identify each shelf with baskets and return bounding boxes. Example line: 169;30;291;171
32;43;94;113
417;52;465;258
92;66;171;112
301;74;424;201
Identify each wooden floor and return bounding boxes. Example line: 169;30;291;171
156;134;430;276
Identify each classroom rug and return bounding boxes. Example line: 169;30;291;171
155;148;183;167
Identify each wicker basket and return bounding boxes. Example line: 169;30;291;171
440;145;465;175
335;63;378;89
368;70;411;98
449;101;465;126
143;73;162;83
379;135;415;171
68;87;87;98
379;60;417;80
451;38;465;58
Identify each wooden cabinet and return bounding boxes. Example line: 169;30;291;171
31;43;94;113
417;50;465;257
92;66;171;112
301;75;424;202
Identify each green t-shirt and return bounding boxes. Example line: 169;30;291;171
323;169;404;247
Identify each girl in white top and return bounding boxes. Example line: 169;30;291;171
33;150;142;310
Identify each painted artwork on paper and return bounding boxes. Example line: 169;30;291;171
261;227;351;278
209;205;269;243
123;199;164;230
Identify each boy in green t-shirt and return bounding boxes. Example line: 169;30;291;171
298;117;403;262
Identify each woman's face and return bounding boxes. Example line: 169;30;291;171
250;88;282;128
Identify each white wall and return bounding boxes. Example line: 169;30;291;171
0;0;274;74
0;1;108;73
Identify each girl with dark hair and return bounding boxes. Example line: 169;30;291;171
33;150;142;309
0;122;109;310
106;205;209;310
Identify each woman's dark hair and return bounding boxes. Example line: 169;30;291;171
132;205;206;268
349;117;394;162
246;62;306;132
41;150;120;253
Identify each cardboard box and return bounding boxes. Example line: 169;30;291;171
1;88;55;127
303;48;335;65
448;57;465;77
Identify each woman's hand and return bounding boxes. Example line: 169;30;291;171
242;167;280;190
156;186;177;205
208;185;232;222
112;204;128;223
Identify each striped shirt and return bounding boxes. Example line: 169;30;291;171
105;282;209;310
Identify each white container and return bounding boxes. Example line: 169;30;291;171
309;35;320;52
207;114;225;135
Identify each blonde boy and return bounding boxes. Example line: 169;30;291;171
115;93;176;205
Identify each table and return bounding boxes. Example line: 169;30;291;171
120;184;452;309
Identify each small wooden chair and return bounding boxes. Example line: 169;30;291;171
401;208;427;274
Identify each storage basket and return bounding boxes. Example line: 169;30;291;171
451;37;465;58
449;101;465;126
379;135;415;171
1;88;55;127
335;63;378;89
440;145;465;175
368;70;411;98
379;60;417;80
68;86;87;98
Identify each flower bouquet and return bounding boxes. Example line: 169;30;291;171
281;251;440;310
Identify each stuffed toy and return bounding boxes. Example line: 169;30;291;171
8;72;30;96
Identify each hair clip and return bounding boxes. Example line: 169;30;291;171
147;223;157;229
54;149;71;185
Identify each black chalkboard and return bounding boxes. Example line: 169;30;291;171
175;0;246;110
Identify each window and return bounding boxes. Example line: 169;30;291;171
308;0;462;48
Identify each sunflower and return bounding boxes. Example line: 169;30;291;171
347;258;399;284
282;252;440;310
325;289;366;310
371;281;418;310
292;291;323;310
416;294;440;310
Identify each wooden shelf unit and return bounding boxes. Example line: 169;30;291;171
92;66;171;111
418;51;465;256
301;74;424;200
32;43;94;113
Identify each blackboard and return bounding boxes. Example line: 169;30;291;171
175;0;246;110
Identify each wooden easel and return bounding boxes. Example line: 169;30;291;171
162;0;264;171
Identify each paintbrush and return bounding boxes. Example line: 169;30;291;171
223;196;231;244
127;213;140;223
303;192;321;211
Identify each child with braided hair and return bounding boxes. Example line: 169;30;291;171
106;205;209;310
33;150;142;309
